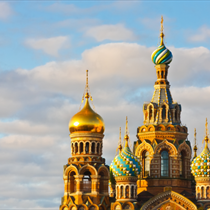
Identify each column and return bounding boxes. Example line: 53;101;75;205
74;175;83;194
95;142;97;154
78;143;80;154
129;185;131;198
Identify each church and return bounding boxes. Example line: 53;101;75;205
59;18;210;210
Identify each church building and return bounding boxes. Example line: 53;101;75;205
59;17;210;210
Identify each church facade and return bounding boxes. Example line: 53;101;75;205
59;18;210;210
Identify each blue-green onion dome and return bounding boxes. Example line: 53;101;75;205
151;32;173;65
110;136;141;177
191;136;210;178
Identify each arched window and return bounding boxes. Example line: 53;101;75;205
201;187;204;199
97;143;100;154
80;142;83;153
69;171;76;193
161;150;169;177
92;142;95;153
161;71;164;78
72;143;74;153
125;186;129;198
180;151;186;177
162;105;166;120
75;143;78;153
85;142;89;153
142;151;150;177
175;106;178;121
149;106;152;120
82;170;91;193
99;171;104;194
120;186;123;198
131;185;134;198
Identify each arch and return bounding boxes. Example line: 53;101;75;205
125;185;129;198
165;124;175;131
89;204;99;210
112;202;122;210
69;204;77;210
80;142;84;153
60;205;69;210
122;202;135;210
156;124;166;131
69;171;76;193
120;185;123;198
162;105;166;120
85;142;90;153
72;143;74;154
140;125;148;133
142;150;150;178
97;143;100;154
91;142;95;153
201;186;204;199
78;204;88;210
148;124;155;132
149;105;153;120
98;165;109;178
135;140;154;157
64;165;79;176
75;142;78;153
154;139;177;155
140;190;197;210
178;141;191;159
161;150;169;177
79;164;98;176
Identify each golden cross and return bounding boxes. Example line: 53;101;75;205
161;16;164;34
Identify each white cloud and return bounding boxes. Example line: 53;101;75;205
189;25;210;42
0;2;13;20
25;36;70;56
85;24;136;42
2;42;210;207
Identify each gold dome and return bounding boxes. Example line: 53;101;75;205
69;93;105;134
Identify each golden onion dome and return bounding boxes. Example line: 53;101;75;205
69;92;105;134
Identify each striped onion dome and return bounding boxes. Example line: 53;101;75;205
191;136;210;178
151;43;173;65
110;136;141;177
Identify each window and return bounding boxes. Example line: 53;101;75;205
80;142;83;153
82;170;91;193
162;105;166;120
142;151;150;177
161;151;169;177
149;106;152;120
85;142;89;153
92;142;95;153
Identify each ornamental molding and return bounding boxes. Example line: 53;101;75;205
135;140;154;158
154;139;177;155
140;190;197;210
178;141;191;159
70;133;104;138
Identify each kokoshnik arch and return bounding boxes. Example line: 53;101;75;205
59;17;210;210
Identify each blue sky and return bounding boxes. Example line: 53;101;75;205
1;1;210;208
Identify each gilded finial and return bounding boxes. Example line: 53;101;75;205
160;16;164;46
204;118;209;149
116;127;122;155
193;128;197;158
85;70;89;99
124;116;130;147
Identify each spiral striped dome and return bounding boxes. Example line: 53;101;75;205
110;141;141;177
191;137;210;178
151;44;173;65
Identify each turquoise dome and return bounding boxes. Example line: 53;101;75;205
110;141;141;177
151;44;173;65
191;137;210;177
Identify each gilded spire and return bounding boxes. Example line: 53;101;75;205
160;16;164;45
124;116;129;147
193;128;197;158
116;127;122;156
80;70;94;110
204;118;209;148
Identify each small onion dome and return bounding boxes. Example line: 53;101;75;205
110;137;141;177
191;136;210;177
69;93;105;134
151;44;173;65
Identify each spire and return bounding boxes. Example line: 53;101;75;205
160;16;164;46
124;116;129;147
193;128;197;158
80;70;94;110
204;118;209;149
116;127;122;156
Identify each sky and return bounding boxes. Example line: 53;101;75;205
1;0;210;208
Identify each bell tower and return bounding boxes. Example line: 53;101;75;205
134;17;192;195
59;70;110;210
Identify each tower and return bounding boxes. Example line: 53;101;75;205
110;117;141;210
134;17;192;195
59;70;110;210
191;119;210;209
